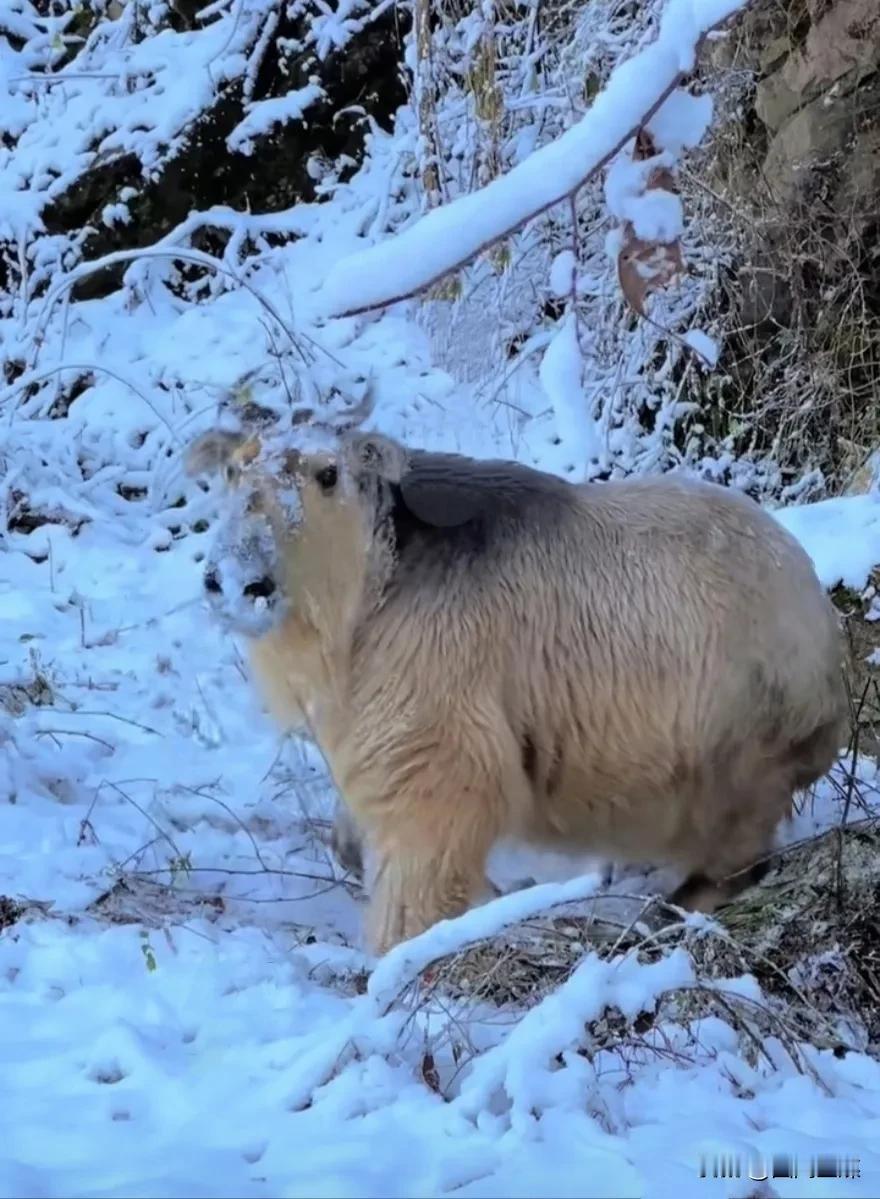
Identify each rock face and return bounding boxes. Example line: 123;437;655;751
716;0;880;212
703;0;880;490
757;0;880;209
756;0;878;126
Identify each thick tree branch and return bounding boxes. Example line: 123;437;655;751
317;0;751;321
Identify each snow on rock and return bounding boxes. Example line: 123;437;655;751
227;85;326;156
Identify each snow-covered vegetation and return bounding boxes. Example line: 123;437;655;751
2;0;880;1193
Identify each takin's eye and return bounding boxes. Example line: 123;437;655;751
223;462;241;487
314;464;338;492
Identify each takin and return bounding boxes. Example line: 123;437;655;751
186;424;847;956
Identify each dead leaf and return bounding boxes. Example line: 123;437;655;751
421;1052;442;1094
614;125;685;317
633;128;656;160
617;223;684;317
634;127;678;193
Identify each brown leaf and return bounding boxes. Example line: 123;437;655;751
633;128;657;160
634;126;678;193
647;165;678;194
615;126;685;316
617;222;684;317
421;1052;442;1094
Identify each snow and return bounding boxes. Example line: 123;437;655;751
775;494;880;590
227;85;325;156
538;312;599;476
646;88;714;155
316;0;750;317
2;0;880;1195
549;249;576;300
682;328;720;367
605;148;683;243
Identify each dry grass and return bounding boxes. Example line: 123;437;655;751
0;896;24;932
834;574;880;757
415;816;880;1069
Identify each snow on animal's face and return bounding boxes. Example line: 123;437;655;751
188;425;404;639
201;484;285;638
191;431;307;639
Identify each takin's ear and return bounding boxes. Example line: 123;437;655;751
397;457;487;528
341;431;409;485
184;430;259;478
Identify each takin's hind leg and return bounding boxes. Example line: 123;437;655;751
665;766;794;916
666;859;771;914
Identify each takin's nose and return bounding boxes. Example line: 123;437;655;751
242;575;276;602
203;567;276;603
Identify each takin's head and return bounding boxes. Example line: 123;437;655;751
185;425;409;639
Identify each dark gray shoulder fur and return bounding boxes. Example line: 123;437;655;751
396;449;574;529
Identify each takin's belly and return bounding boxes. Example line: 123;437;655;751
519;755;709;865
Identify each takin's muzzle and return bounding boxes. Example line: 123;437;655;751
200;500;288;639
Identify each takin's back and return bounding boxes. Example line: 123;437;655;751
380;449;840;693
360;451;846;814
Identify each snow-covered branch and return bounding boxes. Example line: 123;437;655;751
317;0;751;320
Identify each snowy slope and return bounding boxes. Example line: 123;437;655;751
3;0;880;1195
2;190;880;1195
3;491;880;1199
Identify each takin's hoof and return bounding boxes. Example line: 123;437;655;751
664;859;771;916
487;875;538;898
329;819;365;882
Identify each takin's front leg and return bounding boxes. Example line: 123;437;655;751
356;723;528;957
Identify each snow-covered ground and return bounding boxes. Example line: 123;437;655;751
3;189;880;1194
3;0;880;1193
